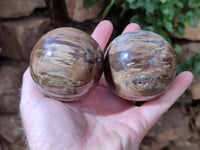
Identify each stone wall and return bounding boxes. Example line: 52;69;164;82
0;0;104;149
141;22;200;149
0;0;200;149
0;0;50;148
0;0;50;60
0;0;45;148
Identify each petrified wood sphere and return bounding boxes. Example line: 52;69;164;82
30;27;103;101
104;31;176;101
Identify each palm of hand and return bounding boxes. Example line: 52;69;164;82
20;21;193;150
22;80;142;150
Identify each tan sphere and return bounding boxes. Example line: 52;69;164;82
104;30;176;101
30;27;103;101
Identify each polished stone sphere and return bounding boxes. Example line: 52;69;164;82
104;30;176;101
30;27;103;101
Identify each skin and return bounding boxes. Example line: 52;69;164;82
20;20;193;150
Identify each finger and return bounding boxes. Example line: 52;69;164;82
122;23;141;34
20;68;45;112
91;20;113;51
137;71;193;131
98;72;109;88
98;23;141;88
92;20;113;88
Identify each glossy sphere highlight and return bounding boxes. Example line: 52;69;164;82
104;31;176;101
30;27;103;101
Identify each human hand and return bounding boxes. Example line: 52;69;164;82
20;20;193;150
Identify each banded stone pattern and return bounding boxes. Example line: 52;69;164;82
30;27;103;101
104;30;176;101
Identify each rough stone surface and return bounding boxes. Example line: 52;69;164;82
183;23;200;41
9;138;27;150
169;137;200;150
196;113;200;130
0;0;46;19
176;41;200;100
0;58;28;149
0;115;22;143
0;138;9;150
65;0;104;22
177;41;200;63
0;137;27;150
188;79;200;100
140;104;190;150
0;17;50;60
0;58;28;114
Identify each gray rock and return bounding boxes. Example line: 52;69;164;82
0;138;9;150
183;23;200;41
177;41;200;63
169;137;200;150
188;79;200;100
196;113;200;130
149;104;189;140
65;0;104;22
9;138;27;150
0;115;23;143
0;0;46;19
0;58;28;114
141;104;190;150
176;41;200;100
0;17;50;60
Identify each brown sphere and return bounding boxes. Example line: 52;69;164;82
30;27;103;101
104;30;176;101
